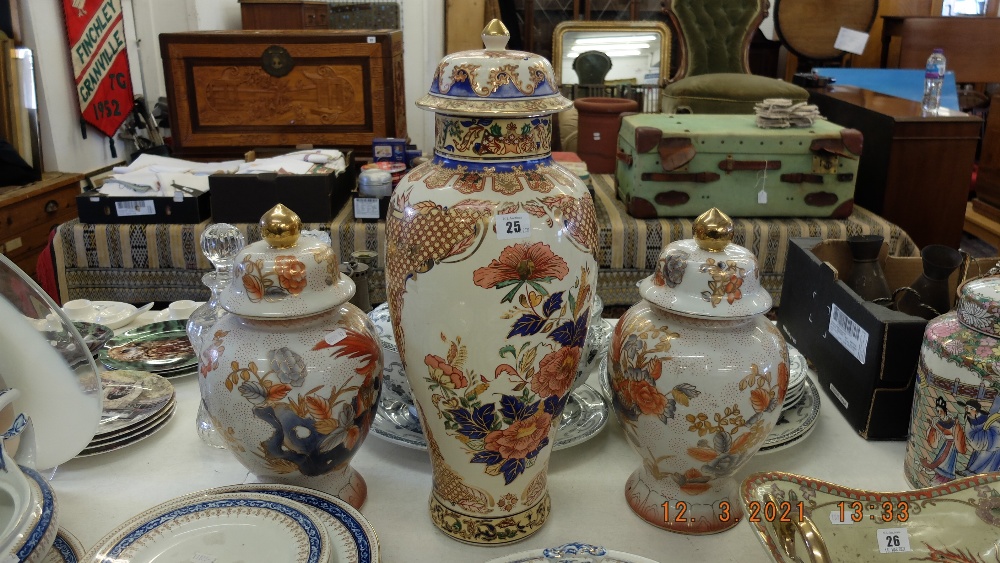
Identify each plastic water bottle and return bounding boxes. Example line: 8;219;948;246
922;48;947;113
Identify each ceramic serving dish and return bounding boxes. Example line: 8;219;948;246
486;542;659;563
742;471;1000;562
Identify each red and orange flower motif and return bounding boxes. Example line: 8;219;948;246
425;354;469;389
484;410;553;460
628;379;667;416
473;242;569;289
724;275;743;304
275;255;308;295
531;346;580;397
242;273;264;300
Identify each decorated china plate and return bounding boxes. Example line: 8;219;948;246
76;403;176;457
42;528;86;563
182;483;380;563
742;471;1000;563
98;320;195;372
758;375;820;454
6;466;58;563
41;321;114;360
96;370;175;436
486;542;659;563
83;493;330;563
371;384;609;452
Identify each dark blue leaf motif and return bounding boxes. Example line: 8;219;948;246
548;319;578;347
543;394;561;415
471;450;503;465
526;437;549;460
542;292;564;318
460;120;474;127
571;310;589;348
501;457;527;485
500;395;538;422
551;392;572;418
449;404;495;440
508;314;546;338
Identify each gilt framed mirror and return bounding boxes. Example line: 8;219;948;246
552;20;671;87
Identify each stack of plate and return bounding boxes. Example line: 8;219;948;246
2;466;59;562
76;370;176;457
83;483;379;562
757;344;822;454
98;320;197;378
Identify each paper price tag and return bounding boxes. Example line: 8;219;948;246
834;27;870;56
190;553;216;563
496;213;531;240
324;328;347;346
115;200;156;217
877;528;911;553
354;197;380;219
829;510;853;525
829;303;869;364
758;189;767;204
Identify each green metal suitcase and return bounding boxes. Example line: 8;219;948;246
615;114;862;218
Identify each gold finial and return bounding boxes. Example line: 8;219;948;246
260;204;301;248
482;19;510;50
693;208;734;252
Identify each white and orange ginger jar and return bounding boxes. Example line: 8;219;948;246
384;20;599;544
609;208;788;534
200;204;382;508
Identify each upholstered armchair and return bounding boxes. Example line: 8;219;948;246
661;0;809;114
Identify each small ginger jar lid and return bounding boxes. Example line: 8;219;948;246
220;204;355;318
416;19;571;117
638;208;772;319
956;275;1000;338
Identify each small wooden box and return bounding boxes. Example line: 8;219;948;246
159;30;407;159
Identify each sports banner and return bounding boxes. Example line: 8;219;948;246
62;0;134;138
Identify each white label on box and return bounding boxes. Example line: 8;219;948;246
324;328;347;346
829;382;849;409
367;36;376;44
115;200;156;217
829;303;869;364
354;197;380;219
173;191;184;202
834;27;869;56
90;196;100;202
830;510;853;525
877;529;911;553
496;213;531;240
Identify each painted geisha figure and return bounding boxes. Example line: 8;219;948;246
922;396;967;482
960;399;1000;475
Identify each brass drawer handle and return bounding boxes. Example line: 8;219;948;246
45;200;59;213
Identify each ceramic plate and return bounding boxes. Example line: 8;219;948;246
152;303;205;323
41;321;114;360
42;528;86;563
372;385;609;452
96;370;175;436
0;257;104;470
185;483;380;563
787;344;807;390
741;471;1000;563
76;403;176;457
84;493;329;563
758;375;821;454
67;301;140;330
88;400;176;448
6;466;58;563
98;320;195;372
486;542;659;563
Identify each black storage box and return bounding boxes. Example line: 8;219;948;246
776;238;929;441
76;190;212;224
209;160;355;224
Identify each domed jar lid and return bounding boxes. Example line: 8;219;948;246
638;208;772;319
219;204;355;319
416;19;571;117
956;274;1000;338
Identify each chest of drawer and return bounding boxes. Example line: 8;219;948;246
0;173;82;277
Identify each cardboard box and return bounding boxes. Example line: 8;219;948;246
209;166;355;224
76;190;212;224
775;238;992;440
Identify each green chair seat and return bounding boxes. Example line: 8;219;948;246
662;73;809;114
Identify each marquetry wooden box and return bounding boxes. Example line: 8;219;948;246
159;30;407;159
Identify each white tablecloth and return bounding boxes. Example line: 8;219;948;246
47;314;911;562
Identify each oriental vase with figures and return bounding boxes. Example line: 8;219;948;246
609;208;787;535
201;204;381;509
905;275;1000;489
383;20;598;544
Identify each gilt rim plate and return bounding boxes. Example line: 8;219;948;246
96;370;175;436
42;528;86;563
98;320;195;372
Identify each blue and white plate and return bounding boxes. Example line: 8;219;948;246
185;483;380;563
6;465;59;563
82;492;330;563
487;542;660;563
42;528;85;563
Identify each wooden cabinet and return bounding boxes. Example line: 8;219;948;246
809;86;981;249
240;1;329;30
159;30;406;159
0;172;82;278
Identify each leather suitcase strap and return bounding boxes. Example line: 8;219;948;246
718;159;782;172
780;173;824;184
641;172;720;183
616;149;634;167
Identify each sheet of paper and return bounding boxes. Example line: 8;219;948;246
834;27;869;55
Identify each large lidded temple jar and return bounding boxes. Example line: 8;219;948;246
609;208;788;534
384;20;599;544
201;205;382;508
905;275;1000;488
